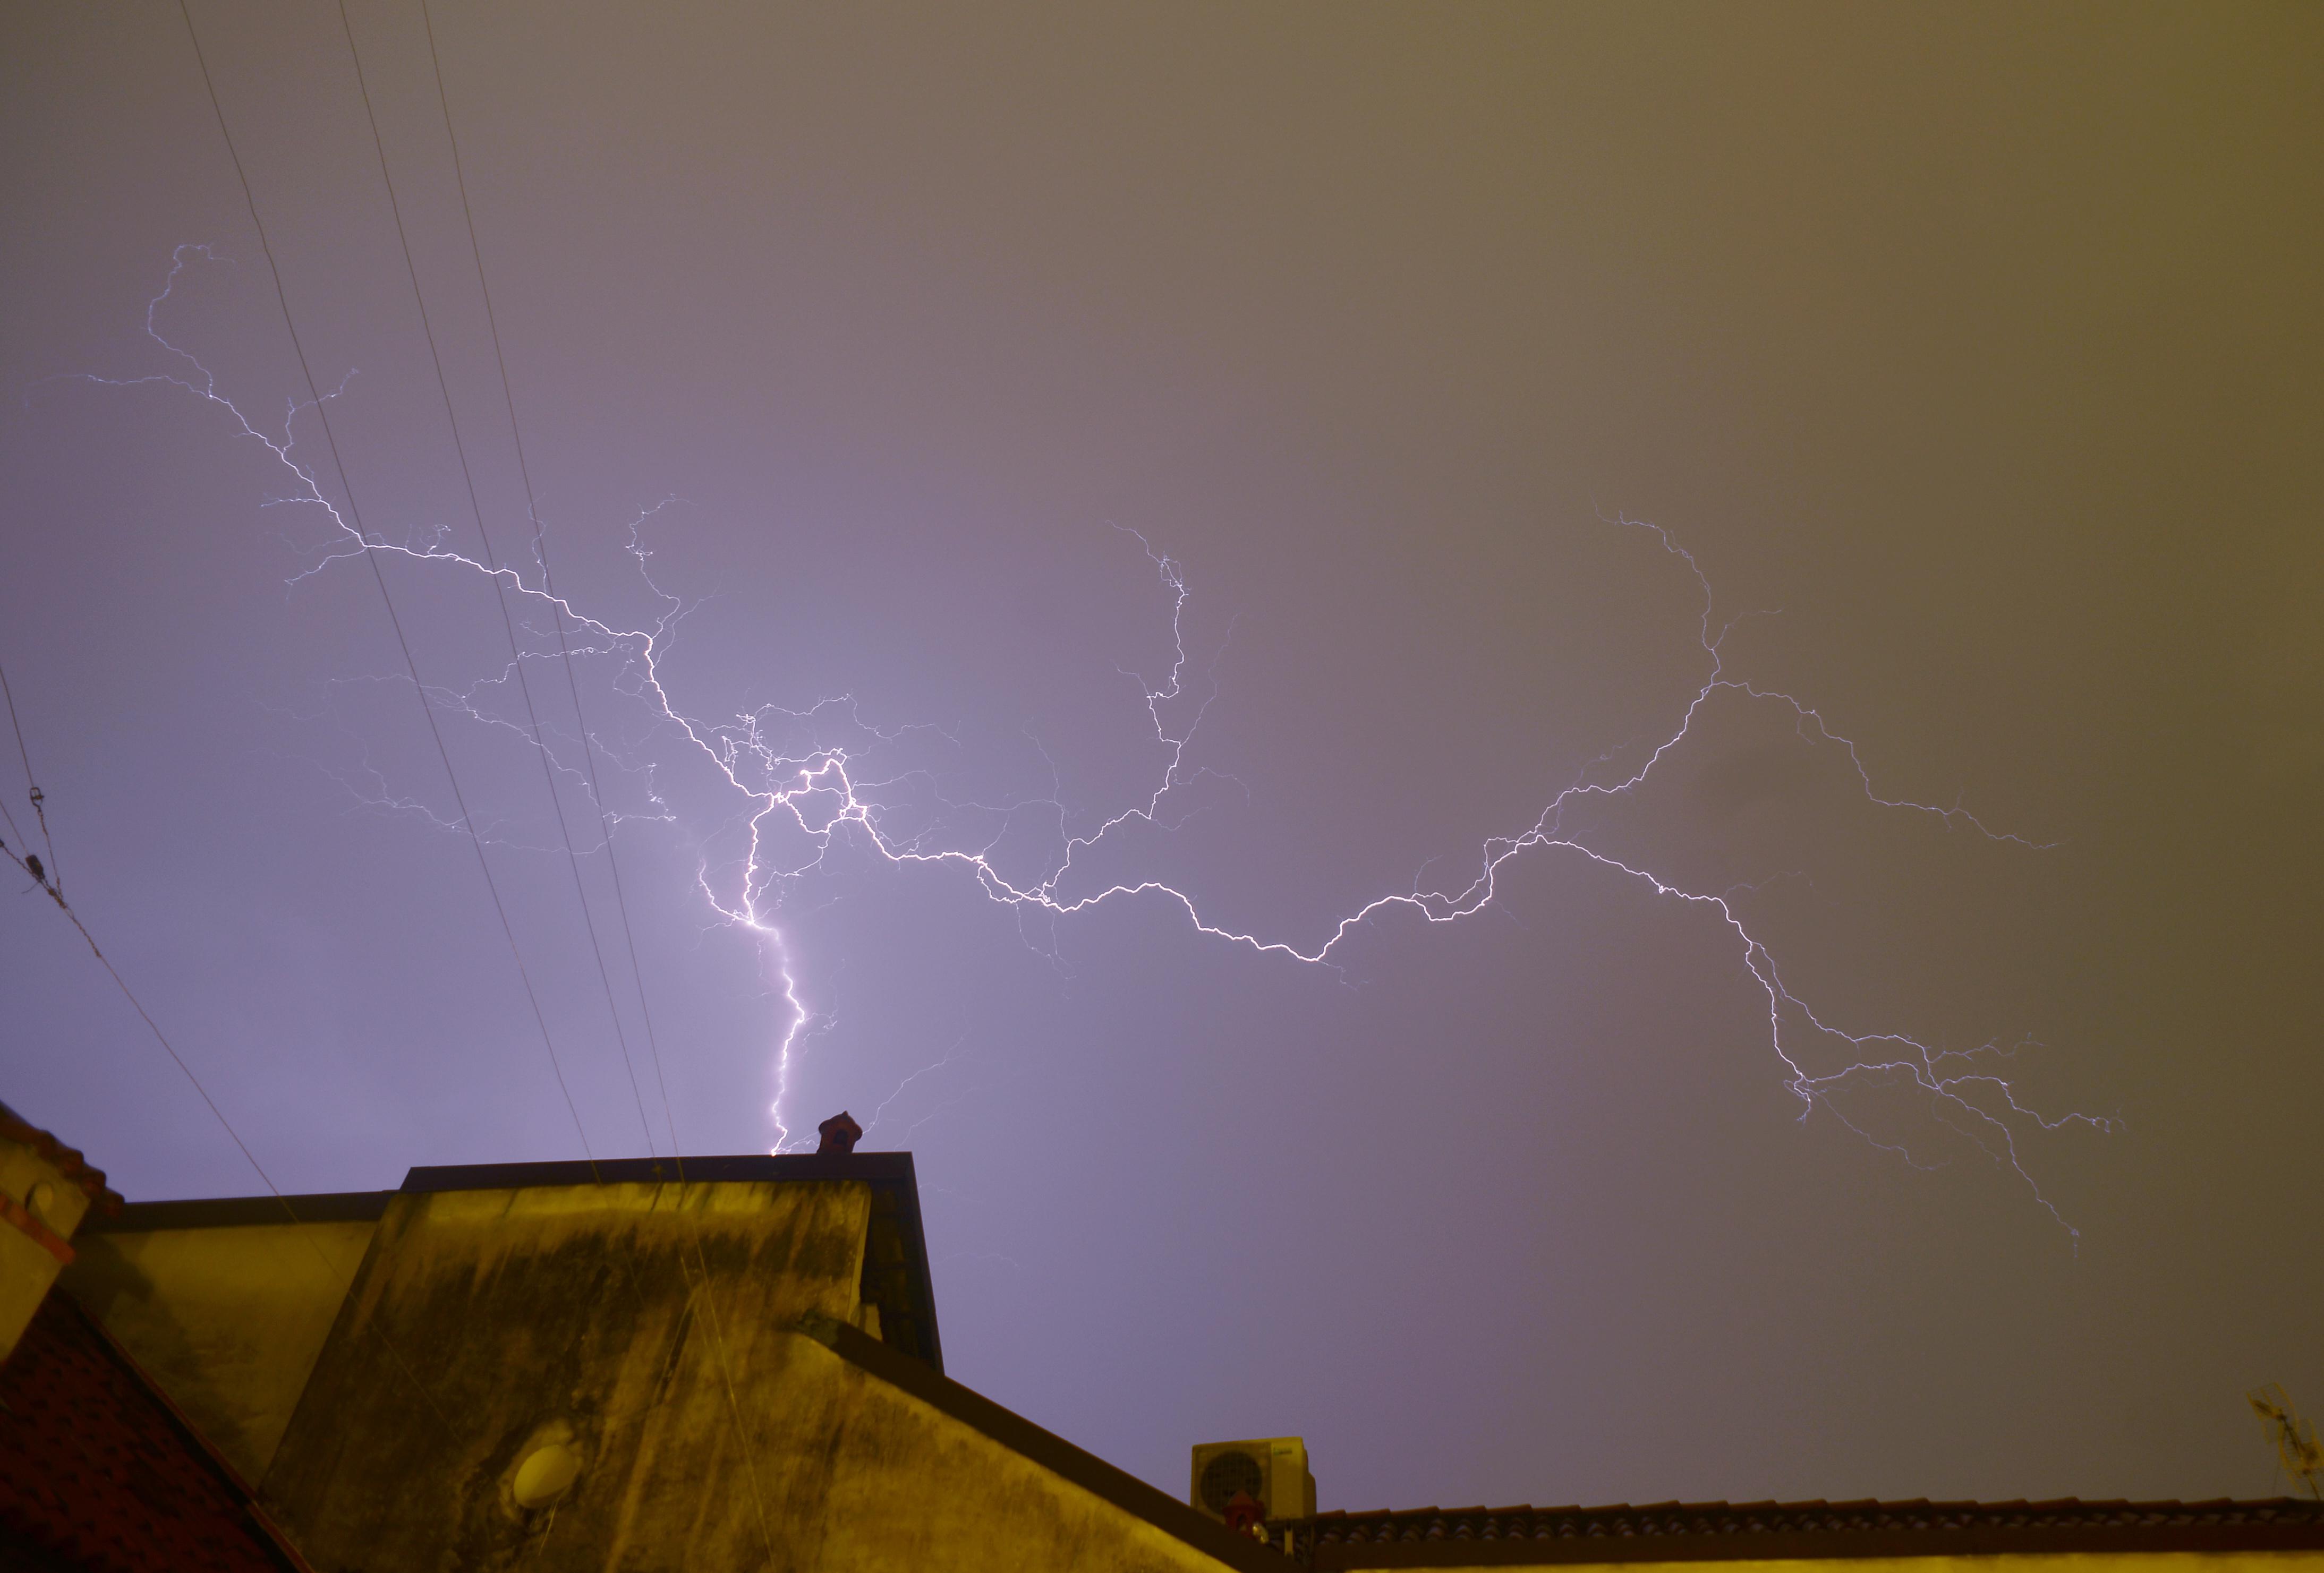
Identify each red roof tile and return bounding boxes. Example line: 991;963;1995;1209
0;1293;305;1572
1299;1498;2324;1566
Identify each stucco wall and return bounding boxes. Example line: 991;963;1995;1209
61;1219;375;1481
776;1333;1240;1573
261;1177;844;1569
0;1136;93;1364
256;1176;1239;1572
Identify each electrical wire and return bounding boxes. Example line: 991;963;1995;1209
333;0;660;1159
377;3;782;1550
176;0;599;1176
0;655;57;884
415;0;689;1173
0;666;460;1437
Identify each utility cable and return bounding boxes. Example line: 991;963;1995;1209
406;6;783;1553
176;0;599;1176
0;676;460;1437
414;0;689;1174
334;0;659;1158
0;655;57;887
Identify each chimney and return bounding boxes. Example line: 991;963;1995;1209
816;1110;863;1156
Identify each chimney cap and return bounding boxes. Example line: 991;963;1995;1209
816;1111;863;1155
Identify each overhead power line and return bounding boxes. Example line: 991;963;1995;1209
415;0;692;1173
176;0;599;1174
342;3;781;1551
334;0;660;1159
0;656;461;1435
0;655;56;885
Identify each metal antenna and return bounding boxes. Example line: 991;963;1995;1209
2249;1385;2324;1500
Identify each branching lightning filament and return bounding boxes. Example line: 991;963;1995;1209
78;247;2113;1234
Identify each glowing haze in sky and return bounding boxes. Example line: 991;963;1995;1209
4;0;2320;1518
97;238;2105;1223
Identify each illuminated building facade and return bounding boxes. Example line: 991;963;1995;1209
2;1113;2320;1572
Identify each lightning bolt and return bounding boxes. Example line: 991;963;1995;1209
72;246;2112;1232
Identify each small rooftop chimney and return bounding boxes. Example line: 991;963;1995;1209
816;1111;863;1156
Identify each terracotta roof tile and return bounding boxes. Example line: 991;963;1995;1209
0;1104;123;1216
0;1293;304;1572
1296;1497;2324;1566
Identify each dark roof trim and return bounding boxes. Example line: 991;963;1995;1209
795;1313;1286;1573
1303;1499;2324;1568
401;1151;943;1374
81;1192;394;1234
398;1151;925;1191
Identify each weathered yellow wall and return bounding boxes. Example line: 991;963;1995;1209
795;1336;1239;1573
1399;1557;2324;1573
61;1220;374;1482
258;1177;1240;1573
262;1178;871;1571
0;1144;92;1239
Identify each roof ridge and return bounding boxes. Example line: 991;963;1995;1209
1295;1496;2324;1521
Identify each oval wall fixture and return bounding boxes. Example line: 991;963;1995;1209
512;1442;582;1509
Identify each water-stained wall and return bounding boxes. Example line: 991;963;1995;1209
259;1178;862;1568
63;1206;379;1482
256;1175;1245;1573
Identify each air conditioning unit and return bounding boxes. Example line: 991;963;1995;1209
1189;1437;1315;1522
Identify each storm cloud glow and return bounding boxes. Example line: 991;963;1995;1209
6;0;2317;1518
90;243;2108;1229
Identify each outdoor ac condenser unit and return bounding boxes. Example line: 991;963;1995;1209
1189;1437;1315;1522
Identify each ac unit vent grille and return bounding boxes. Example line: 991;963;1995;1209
1190;1435;1312;1521
1199;1449;1264;1515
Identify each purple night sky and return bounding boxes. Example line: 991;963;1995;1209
4;0;2320;1514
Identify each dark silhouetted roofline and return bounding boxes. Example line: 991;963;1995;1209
82;1193;394;1233
397;1151;924;1191
1299;1498;2324;1568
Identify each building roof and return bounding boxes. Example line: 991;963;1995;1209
0;1101;123;1216
77;1192;392;1232
399;1151;946;1372
0;1291;307;1573
76;1151;947;1375
1299;1498;2324;1568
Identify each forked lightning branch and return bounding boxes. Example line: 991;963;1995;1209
76;247;2112;1234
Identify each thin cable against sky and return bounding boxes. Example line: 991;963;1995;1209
334;0;660;1158
0;654;56;882
415;0;692;1169
343;5;787;1549
0;652;463;1435
175;0;601;1174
